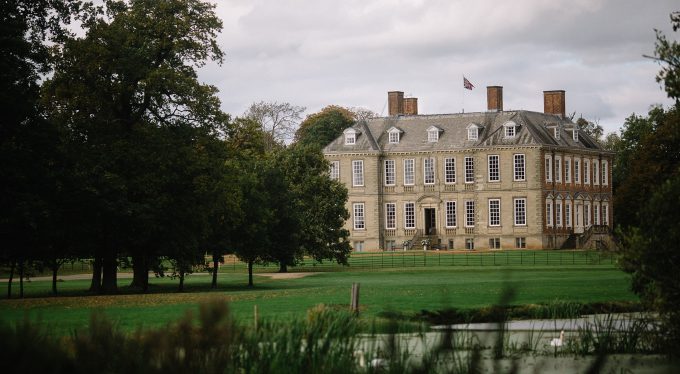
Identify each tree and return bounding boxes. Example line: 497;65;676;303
243;101;305;150
575;117;604;143
646;11;680;103
42;0;226;294
294;105;356;149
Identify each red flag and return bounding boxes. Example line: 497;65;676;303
463;77;474;90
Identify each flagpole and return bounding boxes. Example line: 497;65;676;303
461;75;465;113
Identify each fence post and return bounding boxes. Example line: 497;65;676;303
350;283;360;315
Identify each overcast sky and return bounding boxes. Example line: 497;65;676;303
200;0;678;134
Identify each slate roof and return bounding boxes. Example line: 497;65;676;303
323;110;605;154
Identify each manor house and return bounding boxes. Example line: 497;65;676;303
323;87;614;251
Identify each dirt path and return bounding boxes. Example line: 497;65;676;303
0;271;318;282
254;272;318;280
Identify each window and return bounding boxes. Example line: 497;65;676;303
505;125;515;138
554;127;561;140
602;203;609;225
488;155;500;182
329;161;339;181
573;128;579;142
584;203;591;227
427;129;439;142
555;156;562;183
465;201;475;227
465;238;475;250
445;201;457;227
565;159;571;183
546;200;553;227
556;200;562;227
352;160;364;186
602;160;609;185
489;238;501;249
593;161;600;186
584;159;590;185
488;199;501;227
353;241;364;252
514;154;525;181
465;156;474;183
467;126;478;140
404;159;415;185
384;159;395;186
445;157;456;184
545;156;552;182
514;198;526;226
404;202;415;229
385;203;396;229
574;159;581;184
594;203;600;225
353;203;365;230
389;132;399;144
344;128;358;145
565;201;572;228
385;240;395;251
424;157;435;184
515;237;526;249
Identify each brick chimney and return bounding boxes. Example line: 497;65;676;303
388;91;404;116
487;86;503;111
543;90;566;118
403;97;418;115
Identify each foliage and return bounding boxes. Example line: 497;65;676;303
648;11;680;102
243;101;305;150
294;105;356;149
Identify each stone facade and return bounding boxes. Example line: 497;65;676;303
324;88;614;252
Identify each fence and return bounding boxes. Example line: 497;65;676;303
219;250;616;273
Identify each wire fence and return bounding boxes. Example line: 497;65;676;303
218;250;617;273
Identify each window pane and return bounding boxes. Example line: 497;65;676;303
352;160;363;186
404;159;414;185
384;160;395;186
514;154;525;181
445;157;456;183
446;201;456;227
465;201;475;227
424;158;435;184
488;155;499;182
514;198;526;226
404;202;415;228
465;156;474;183
353;203;364;230
489;199;500;226
385;203;396;229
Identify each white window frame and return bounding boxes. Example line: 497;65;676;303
556;200;562;228
353;241;364;252
384;159;395;186
444;157;456;184
574;159;581;184
514;198;527;226
505;124;515;138
546;199;553;227
353;203;365;230
602;160;609;186
352;160;364;187
445;201;457;228
424;157;435;185
488;155;500;182
554;127;561;140
555;156;562;183
388;131;400;144
565;200;572;228
465;156;474;183
404;202;415;229
329;161;339;181
488;199;501;227
602;203;609;225
468;126;478;141
514;154;525;181
427;129;439;142
403;159;415;186
545;155;552;182
345;133;355;145
573;128;579;142
385;203;396;229
594;203;600;225
584;202;591;227
465;200;475;228
593;160;600;186
584;159;590;185
565;158;571;183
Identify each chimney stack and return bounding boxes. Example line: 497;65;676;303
543;90;566;118
388;91;404;116
403;97;418;115
487;86;503;112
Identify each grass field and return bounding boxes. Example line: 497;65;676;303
0;264;637;336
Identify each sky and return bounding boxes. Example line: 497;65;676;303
200;0;678;135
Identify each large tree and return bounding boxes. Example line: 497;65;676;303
294;105;356;149
42;0;226;294
243;101;305;150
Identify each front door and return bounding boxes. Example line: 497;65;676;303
424;208;436;235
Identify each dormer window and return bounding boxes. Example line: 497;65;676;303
554;127;561;140
386;126;402;144
343;128;359;145
426;125;442;142
466;123;480;141
503;121;517;138
572;127;579;142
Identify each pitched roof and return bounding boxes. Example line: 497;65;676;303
323;110;605;154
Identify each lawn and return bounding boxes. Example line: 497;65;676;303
0;263;637;335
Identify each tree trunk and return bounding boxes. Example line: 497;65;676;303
19;260;24;298
248;260;253;287
278;261;288;273
90;256;102;293
7;261;15;299
130;255;149;292
178;272;185;292
52;261;59;296
101;254;118;294
211;253;219;289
